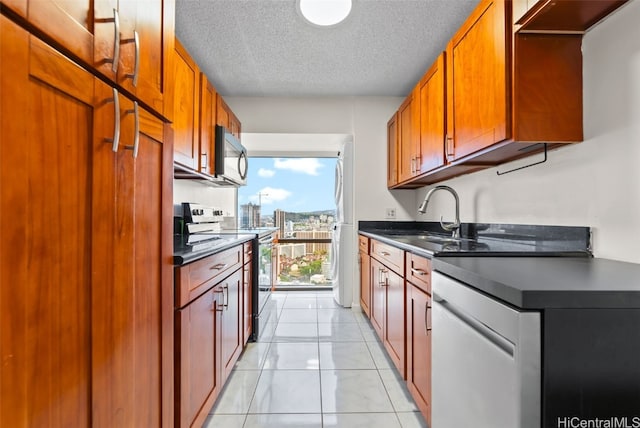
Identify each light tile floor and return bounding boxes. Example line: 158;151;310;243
204;290;428;428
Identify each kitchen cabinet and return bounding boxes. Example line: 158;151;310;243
0;15;173;427
217;95;242;139
416;54;446;176
445;0;509;161
175;286;223;428
199;73;218;176
174;244;246;427
370;239;406;377
358;235;371;317
388;0;605;188
243;241;253;344
405;253;432;427
173;39;200;170
172;39;242;176
397;93;418;183
1;0;170;115
387;113;399;188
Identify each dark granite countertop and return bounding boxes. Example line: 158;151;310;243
359;221;640;310
433;257;640;309
173;233;255;266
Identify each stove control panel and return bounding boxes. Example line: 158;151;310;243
182;202;224;224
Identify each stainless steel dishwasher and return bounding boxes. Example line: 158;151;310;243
432;271;541;428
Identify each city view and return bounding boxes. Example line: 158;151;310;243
238;158;338;287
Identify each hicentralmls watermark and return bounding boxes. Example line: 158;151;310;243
557;417;640;428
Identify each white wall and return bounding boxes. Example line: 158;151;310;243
415;1;640;264
173;180;237;217
225;96;415;222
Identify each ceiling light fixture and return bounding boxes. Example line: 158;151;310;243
297;0;353;27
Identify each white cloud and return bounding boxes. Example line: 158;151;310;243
273;158;324;176
257;168;275;178
249;187;292;205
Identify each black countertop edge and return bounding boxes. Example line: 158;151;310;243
432;257;640;310
173;234;255;266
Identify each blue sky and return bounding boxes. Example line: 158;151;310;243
238;157;338;214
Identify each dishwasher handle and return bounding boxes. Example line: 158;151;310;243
434;291;515;357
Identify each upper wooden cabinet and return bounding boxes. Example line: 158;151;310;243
387;113;399;188
173;39;200;170
397;93;418;183
172;38;242;178
446;0;510;162
387;0;619;188
199;73;218;175
416;53;446;176
217;95;241;139
2;0;172;116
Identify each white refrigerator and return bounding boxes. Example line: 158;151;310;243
331;141;354;307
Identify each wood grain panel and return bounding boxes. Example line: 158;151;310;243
417;53;446;174
199;73;216;175
384;268;406;378
387;113;398;188
1;17;91;427
172;39;199;169
407;284;432;426
447;0;510;160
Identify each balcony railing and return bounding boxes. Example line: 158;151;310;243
274;233;333;289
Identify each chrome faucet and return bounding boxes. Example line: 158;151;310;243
418;185;461;238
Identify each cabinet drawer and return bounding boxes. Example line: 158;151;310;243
358;235;369;254
371;239;404;275
176;245;243;308
406;253;431;294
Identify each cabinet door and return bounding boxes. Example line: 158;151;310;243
216;94;231;129
384;268;406;377
370;258;386;340
118;0;165;112
417;53;446;174
407;283;432;426
221;269;243;381
1;18;94;427
199;73;217;175
92;84;167;427
387;113;399;188
173;40;200;169
359;250;371;317
446;0;509;161
175;288;221;428
398;94;416;183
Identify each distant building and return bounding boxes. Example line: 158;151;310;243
274;209;287;236
240;202;261;228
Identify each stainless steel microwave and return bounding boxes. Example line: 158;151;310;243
214;125;248;186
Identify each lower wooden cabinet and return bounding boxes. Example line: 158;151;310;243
175;286;223;428
370;243;406;378
407;282;432;426
174;244;248;427
358;236;371;317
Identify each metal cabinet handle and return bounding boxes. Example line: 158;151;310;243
124;101;139;158
107;87;121;152
411;268;428;276
125;30;140;86
201;153;208;171
425;301;432;333
210;263;228;271
380;251;390;257
223;284;229;308
446;135;455;161
107;8;121;73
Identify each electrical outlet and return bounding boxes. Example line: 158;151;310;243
386;208;396;219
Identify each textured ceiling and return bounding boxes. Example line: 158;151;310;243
175;0;480;97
